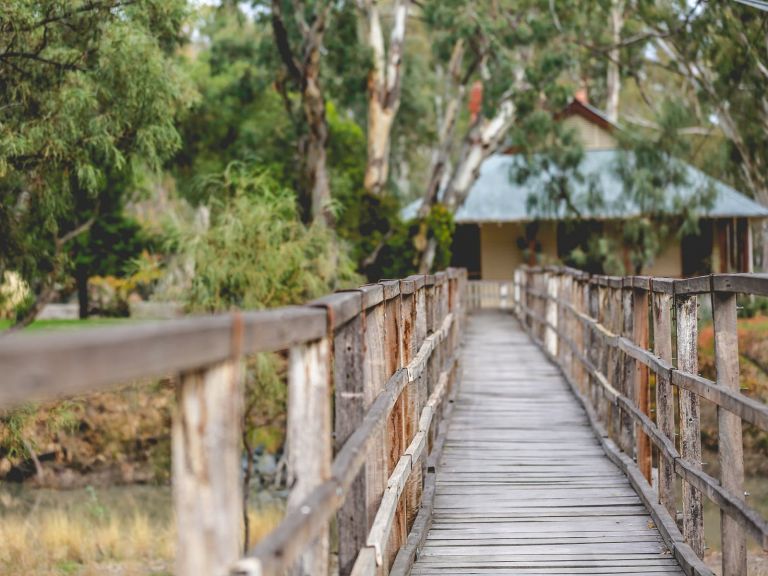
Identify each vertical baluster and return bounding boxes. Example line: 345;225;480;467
712;290;747;575
675;292;704;558
633;286;652;482
545;273;560;358
174;358;244;576
577;276;588;396
652;286;675;518
381;281;405;569
334;294;368;576
609;284;623;442
620;283;636;455
286;336;333;575
587;281;600;413
362;287;389;574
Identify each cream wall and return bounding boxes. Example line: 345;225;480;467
563;115;617;150
479;222;559;280
480;223;523;280
644;240;681;277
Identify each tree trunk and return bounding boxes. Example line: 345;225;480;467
76;265;89;319
443;98;516;210
605;0;624;123
361;0;410;195
420;39;468;219
418;98;516;273
303;62;333;226
270;0;333;226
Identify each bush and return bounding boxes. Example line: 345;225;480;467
179;163;360;312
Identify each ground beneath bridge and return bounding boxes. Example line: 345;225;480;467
410;311;684;575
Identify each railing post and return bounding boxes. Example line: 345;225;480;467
399;278;418;572
608;282;623;442
174;359;244;576
286;336;332;576
362;287;389;573
378;281;406;569
675;292;705;558
597;283;610;425
632;285;652;482
334;294;367;576
576;275;588;396
545;272;559;358
587;279;600;413
712;290;747;576
651;285;675;518
620;282;636;456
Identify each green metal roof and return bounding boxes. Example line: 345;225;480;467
404;149;768;222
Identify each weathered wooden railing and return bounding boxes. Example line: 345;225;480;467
0;268;467;576
515;266;768;576
466;279;514;310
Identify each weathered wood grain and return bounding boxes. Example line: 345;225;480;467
174;360;244;576
411;312;686;576
333;310;368;576
711;292;747;576
675;294;704;559
652;291;675;518
632;288;652;482
286;338;332;576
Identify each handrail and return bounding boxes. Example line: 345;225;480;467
515;266;768;576
0;268;468;576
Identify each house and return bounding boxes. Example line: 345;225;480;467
407;97;768;279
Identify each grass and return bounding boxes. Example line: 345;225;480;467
0;508;174;575
0;488;284;576
0;318;138;332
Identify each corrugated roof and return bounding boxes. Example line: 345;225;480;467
403;149;768;222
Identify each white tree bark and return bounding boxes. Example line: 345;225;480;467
418;97;516;273
443;97;516;209
359;0;411;195
419;39;468;218
606;0;624;123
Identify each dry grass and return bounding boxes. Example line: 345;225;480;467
246;505;285;549
0;498;284;575
0;508;174;575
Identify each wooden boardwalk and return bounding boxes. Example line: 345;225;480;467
411;311;685;575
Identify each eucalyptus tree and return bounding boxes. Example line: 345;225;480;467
635;0;768;269
415;0;581;272
0;0;191;326
357;0;412;195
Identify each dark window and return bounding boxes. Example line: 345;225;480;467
451;224;481;279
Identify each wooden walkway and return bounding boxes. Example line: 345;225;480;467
411;311;685;575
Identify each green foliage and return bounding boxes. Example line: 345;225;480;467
174;5;295;203
180;163;360;313
0;0;194;307
372;205;456;279
0;401;78;463
515;98;716;274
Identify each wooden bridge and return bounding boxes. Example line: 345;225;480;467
2;267;768;576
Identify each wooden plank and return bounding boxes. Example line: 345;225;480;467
545;274;560;357
174;360;244;576
674;294;704;559
364;301;389;561
632;289;652;483
0;308;326;408
411;311;687;576
333;309;368;576
384;290;406;569
652;291;676;518
711;292;747;576
286;338;332;576
620;287;635;455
